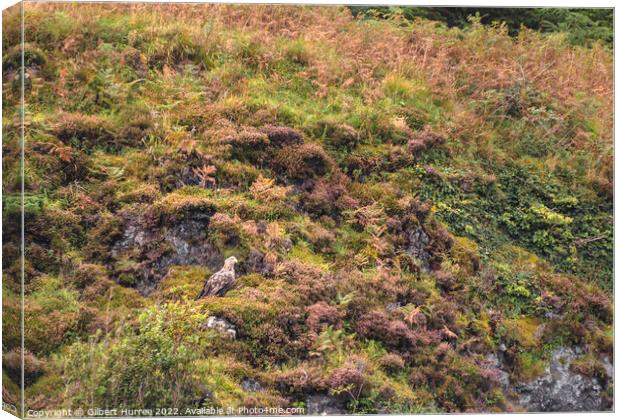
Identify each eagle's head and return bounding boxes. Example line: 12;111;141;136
223;256;238;271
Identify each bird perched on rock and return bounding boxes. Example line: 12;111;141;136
197;256;238;299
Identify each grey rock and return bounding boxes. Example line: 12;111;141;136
544;311;564;321
110;212;222;295
206;316;236;339
305;394;346;415
602;356;613;379
385;302;401;312
485;353;511;388
281;238;293;252
407;227;431;272
241;378;262;392
246;248;275;276
157;215;220;269
487;346;612;412
515;347;609;412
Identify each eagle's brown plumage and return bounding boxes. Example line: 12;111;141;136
197;256;238;299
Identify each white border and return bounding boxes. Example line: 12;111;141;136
0;1;616;6
0;1;616;420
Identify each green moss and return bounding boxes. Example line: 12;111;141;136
192;357;251;408
26;373;65;407
91;281;145;312
157;265;210;302
501;318;543;348
2;371;21;413
450;236;480;275
2;287;22;350
150;189;218;221
217;161;261;189
289;242;331;271
116;182;161;204
25;276;81;355
514;351;547;382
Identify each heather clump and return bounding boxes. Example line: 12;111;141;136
222;128;271;161
306;301;341;333
355;311;420;351
312;119;361;150
276;142;334;180
408;126;446;158
263;125;304;147
52;113;115;150
378;353;405;375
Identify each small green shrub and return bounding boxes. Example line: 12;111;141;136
62;303;210;409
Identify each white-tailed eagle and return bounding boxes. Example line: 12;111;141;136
197;256;238;299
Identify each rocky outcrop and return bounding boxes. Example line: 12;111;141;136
487;346;613;412
516;347;612;412
240;378;262;392
407;227;431;273
305;394;346;415
110;211;222;295
205;316;236;340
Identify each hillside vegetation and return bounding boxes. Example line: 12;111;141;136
351;7;613;47
2;3;613;414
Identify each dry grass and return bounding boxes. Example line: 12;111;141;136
22;3;611;141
